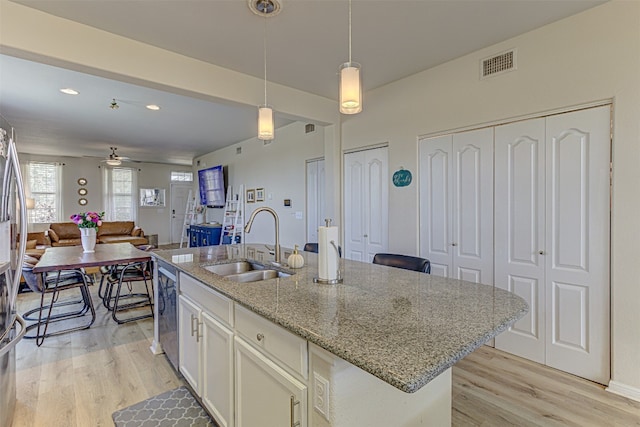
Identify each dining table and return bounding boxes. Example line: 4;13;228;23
33;242;152;274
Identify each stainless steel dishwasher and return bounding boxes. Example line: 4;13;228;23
157;259;178;370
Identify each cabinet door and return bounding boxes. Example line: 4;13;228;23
202;312;234;427
178;295;201;394
235;337;307;427
419;134;453;277
494;118;546;363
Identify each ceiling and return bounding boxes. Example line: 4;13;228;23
0;0;606;165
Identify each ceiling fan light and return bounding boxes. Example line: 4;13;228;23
339;62;362;114
258;105;274;141
106;158;121;166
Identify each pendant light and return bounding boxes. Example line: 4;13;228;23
339;0;362;114
258;4;275;141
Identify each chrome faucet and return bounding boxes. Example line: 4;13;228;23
244;207;281;263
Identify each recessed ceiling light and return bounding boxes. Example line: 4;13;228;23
60;88;79;95
146;104;160;111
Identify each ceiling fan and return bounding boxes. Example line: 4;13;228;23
102;147;130;166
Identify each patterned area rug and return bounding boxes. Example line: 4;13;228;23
112;386;216;427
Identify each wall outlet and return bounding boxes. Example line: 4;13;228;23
313;373;330;420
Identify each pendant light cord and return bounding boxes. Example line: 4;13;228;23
263;14;268;105
348;0;352;63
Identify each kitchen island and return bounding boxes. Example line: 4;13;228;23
151;244;527;427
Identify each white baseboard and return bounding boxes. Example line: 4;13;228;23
606;380;640;402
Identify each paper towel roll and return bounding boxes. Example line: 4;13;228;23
318;225;339;281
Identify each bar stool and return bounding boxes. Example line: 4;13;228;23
372;253;431;273
103;260;154;324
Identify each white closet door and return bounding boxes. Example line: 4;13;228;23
344;152;366;261
419;135;453;277
306;159;325;243
545;106;610;384
344;147;388;262
452;128;494;284
364;148;389;261
494;118;546;363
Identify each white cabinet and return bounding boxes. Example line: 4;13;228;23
179;273;235;427
344;146;389;262
494;106;611;384
419;128;494;285
234;304;308;427
235;337;307;427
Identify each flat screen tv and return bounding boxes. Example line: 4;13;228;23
198;165;226;208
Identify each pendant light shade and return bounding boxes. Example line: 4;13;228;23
340;0;362;115
258;105;274;141
339;61;362;114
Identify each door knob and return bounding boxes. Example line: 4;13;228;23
539;250;545;255
451;243;457;246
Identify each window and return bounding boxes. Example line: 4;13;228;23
171;171;193;182
103;167;137;221
24;162;61;223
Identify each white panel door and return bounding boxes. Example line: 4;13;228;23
344;153;366;261
544;105;610;384
171;183;194;244
344;147;388;262
306;159;325;243
419;129;493;283
452;128;494;285
419;135;453;277
494;118;546;363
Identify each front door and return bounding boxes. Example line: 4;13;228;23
171;183;193;244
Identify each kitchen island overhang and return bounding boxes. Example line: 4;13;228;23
151;244;528;395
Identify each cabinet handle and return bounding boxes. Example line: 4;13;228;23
195;320;203;343
290;395;300;427
256;333;264;342
190;314;197;337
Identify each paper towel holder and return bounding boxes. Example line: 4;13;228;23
313;239;343;285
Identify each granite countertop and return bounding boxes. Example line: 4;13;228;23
153;244;528;393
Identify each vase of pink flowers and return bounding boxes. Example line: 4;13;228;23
70;211;104;253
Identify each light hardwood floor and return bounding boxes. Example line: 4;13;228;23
12;284;640;427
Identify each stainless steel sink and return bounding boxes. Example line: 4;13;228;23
203;261;265;276
203;261;291;283
225;269;291;283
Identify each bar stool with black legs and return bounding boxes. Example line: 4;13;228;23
103;260;154;324
21;258;96;346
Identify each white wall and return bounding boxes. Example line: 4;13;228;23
342;1;640;391
18;153;192;244
195;121;325;249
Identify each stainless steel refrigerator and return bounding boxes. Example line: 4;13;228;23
0;115;28;427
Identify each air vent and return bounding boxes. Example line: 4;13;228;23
305;124;315;134
236;147;242;155
481;49;516;79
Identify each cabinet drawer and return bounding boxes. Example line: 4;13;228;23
235;304;308;379
179;272;233;327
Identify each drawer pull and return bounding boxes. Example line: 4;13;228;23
256;333;264;342
290;395;300;427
